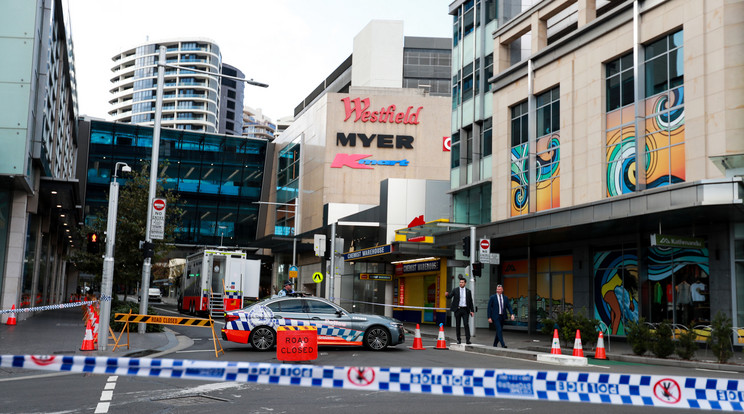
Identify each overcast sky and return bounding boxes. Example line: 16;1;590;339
66;0;453;122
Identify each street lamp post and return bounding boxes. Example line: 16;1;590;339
99;162;131;350
219;225;226;247
139;46;268;333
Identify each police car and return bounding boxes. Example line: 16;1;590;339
221;295;405;351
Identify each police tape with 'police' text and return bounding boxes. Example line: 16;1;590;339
1;355;741;411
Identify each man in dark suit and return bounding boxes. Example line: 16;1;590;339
487;284;515;347
447;275;474;344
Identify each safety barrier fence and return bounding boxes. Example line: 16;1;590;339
1;354;742;411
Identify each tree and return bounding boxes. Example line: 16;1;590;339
70;163;183;298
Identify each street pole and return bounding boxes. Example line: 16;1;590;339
469;225;476;338
139;46;166;333
99;162;130;350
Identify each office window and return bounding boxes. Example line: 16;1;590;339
535;87;560;212
481;117;492;157
510;101;529;216
450;132;460;169
453;182;491;225
605;52;636;197
276;141;301;236
643;30;685;189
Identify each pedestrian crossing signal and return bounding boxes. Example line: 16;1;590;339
87;232;100;253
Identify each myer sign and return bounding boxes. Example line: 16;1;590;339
650;234;705;249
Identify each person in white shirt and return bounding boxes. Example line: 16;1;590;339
446;276;474;344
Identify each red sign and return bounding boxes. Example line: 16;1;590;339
443;136;451;151
398;279;405;306
347;367;375;386
276;327;317;362
153;199;166;211
480;239;490;250
341;97;422;125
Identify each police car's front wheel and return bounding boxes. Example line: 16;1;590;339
250;326;276;351
364;327;390;351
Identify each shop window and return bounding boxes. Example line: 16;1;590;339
510;101;529;216
593;246;638;335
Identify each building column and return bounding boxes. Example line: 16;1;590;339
531;13;547;55
578;0;597;27
1;191;29;323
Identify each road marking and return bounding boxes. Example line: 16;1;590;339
94;375;118;413
696;368;738;374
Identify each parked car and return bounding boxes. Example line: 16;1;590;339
139;287;162;303
222;295;405;351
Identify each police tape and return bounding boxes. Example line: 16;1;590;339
333;297;448;311
1;354;742;410
0;299;105;315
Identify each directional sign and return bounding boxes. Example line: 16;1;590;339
289;265;298;279
150;198;166;240
313;272;324;283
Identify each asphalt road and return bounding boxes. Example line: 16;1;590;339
2;302;739;413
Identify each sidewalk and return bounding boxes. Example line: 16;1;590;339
403;322;744;373
0;306;183;359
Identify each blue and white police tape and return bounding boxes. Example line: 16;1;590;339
1;355;742;411
0;299;103;315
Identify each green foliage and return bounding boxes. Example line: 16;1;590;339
675;329;698;360
625;317;652;356
708;311;733;364
109;298;163;333
541;309;599;348
69;163;183;294
651;320;675;358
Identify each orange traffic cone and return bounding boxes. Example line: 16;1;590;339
434;323;448;350
594;331;607;360
80;319;96;351
550;328;561;355
93;308;100;345
409;324;426;350
6;304;17;326
572;330;584;357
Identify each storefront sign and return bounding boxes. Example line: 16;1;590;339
344;244;393;261
331;153;409;169
443;136;451;151
341;97;423;125
650;234;705;249
398;279;405;306
336;133;414;149
360;273;393;281
396;260;440;275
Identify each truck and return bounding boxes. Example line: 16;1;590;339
179;249;260;317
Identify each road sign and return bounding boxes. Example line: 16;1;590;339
150;198;166;240
289;265;298;279
479;238;490;262
312;272;324;283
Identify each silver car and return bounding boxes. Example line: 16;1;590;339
222;295;405;351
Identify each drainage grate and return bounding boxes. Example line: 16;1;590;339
124;349;158;358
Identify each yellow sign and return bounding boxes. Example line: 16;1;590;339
313;272;324;283
114;313;212;327
289;265;299;279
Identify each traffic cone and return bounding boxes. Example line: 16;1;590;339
93;308;100;345
6;304;17;326
594;331;607;360
550;328;561;355
409;324;425;350
80;319;96;351
572;330;584;357
434;323;448;350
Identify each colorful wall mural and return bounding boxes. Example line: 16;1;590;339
594;249;639;335
510;143;529;216
535;133;560;211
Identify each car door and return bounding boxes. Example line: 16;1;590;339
265;298;308;328
305;299;362;345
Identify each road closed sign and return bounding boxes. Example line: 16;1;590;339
150;198;166;240
277;326;317;361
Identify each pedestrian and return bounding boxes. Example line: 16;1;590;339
487;284;515;348
446;275;474;344
277;280;294;297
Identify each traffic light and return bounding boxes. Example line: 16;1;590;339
142;241;155;258
462;236;470;257
87;232;100;254
472;262;483;277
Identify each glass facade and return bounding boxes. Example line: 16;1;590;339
402;48;451;96
275;140;300;236
85;120;268;246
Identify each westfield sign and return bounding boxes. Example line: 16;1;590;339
341;97;423;124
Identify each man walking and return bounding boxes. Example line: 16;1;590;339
447;275;474;344
487;284;515;347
